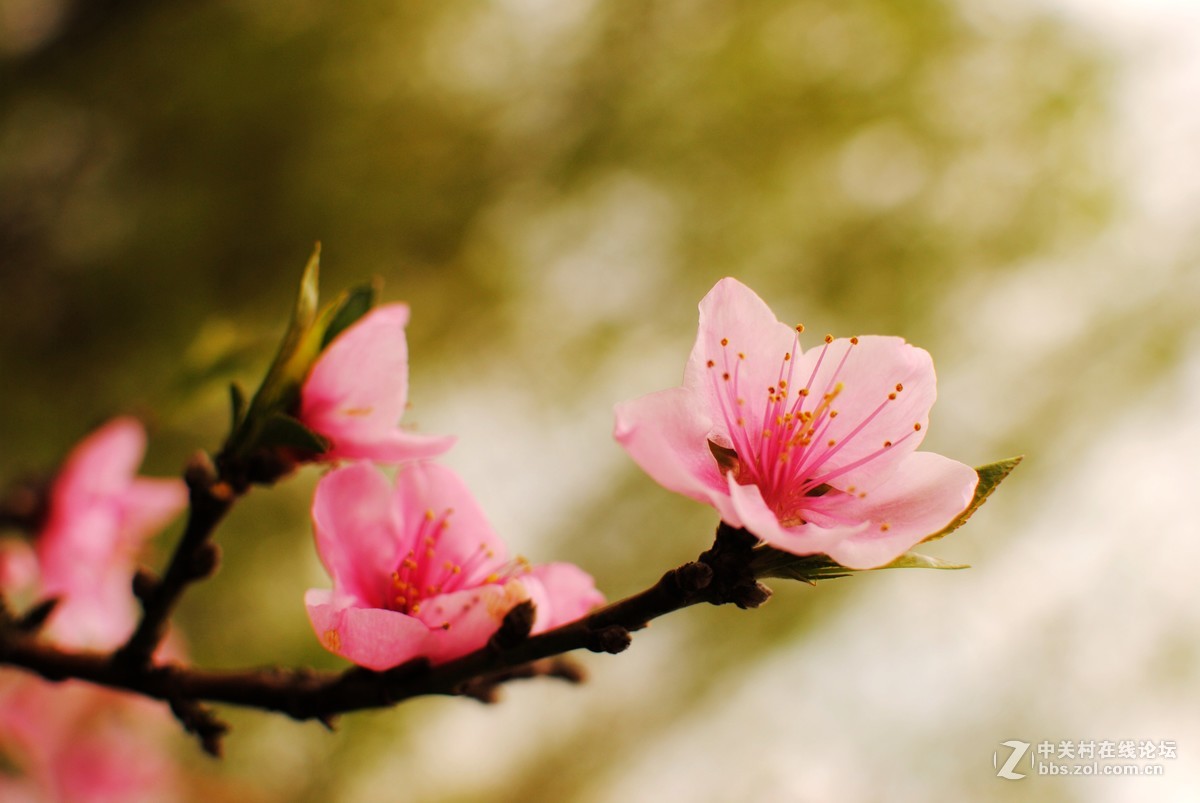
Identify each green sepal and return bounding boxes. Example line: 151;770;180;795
750;549;854;584
876;552;969;571
320;281;378;350
256;412;330;455
919;455;1023;544
229;381;247;431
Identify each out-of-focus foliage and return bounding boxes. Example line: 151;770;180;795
3;0;1162;801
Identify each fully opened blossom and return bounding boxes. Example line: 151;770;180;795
298;303;455;463
306;461;604;670
35;417;187;649
614;278;977;569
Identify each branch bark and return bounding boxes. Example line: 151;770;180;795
0;524;770;736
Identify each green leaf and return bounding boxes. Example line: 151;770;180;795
256;412;330;454
920;455;1023;544
876;552;969;571
224;246;326;458
229;382;247;430
320;281;378;350
294;244;322;328
750;548;855;584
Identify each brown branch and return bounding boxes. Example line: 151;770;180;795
0;524;770;745
115;453;237;668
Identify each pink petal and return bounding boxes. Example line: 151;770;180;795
521;562;605;632
305;589;430;671
325;430;457;465
726;475;869;557
52;417;146;507
811;451;978;569
683;277;798;400
0;538;38;597
300;304;454;463
311;462;401;605
416;582;529;664
787;335;937;490
116;477;187;550
392;462;508;585
613;387;737;521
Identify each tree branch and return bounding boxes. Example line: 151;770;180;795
0;524;770;746
115;453;237;668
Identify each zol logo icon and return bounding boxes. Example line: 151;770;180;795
994;740;1031;780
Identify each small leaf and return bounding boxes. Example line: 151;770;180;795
294;244;322;326
229;382;247;430
224;246;326;458
320;282;378;350
876;552;969;571
750;547;854;583
257;412;330;454
920;455;1023;544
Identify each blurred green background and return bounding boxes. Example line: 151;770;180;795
2;0;1198;800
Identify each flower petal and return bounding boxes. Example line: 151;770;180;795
392;462;508;587
521;562;606;632
53;417;146;507
305;589;430;671
786;336;937;491
117;477;187;549
613;387;737;521
300;303;453;463
416;582;528;664
726;475;869;557
311;462;401;605
684;277;798;399
811;451;978;569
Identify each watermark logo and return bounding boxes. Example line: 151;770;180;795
994;740;1031;780
994;738;1175;780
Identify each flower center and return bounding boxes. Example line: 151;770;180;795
386;511;533;616
706;330;921;526
388;509;499;615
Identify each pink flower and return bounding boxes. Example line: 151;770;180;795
305;461;604;670
35;418;187;649
298;303;455;463
614;278;977;569
0;673;181;803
